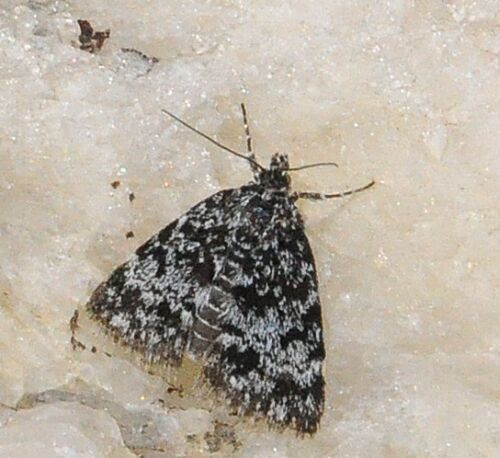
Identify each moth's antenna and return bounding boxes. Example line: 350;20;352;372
287;161;339;172
294;180;375;201
240;103;253;158
162;108;265;171
240;103;260;177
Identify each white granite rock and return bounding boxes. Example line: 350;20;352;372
0;402;134;457
0;0;498;457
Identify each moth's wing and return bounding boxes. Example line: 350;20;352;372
87;189;236;364
203;189;326;435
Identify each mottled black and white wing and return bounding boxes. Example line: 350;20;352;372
202;185;325;434
87;189;236;364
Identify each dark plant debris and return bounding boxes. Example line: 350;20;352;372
77;19;110;53
121;47;159;65
69;309;86;350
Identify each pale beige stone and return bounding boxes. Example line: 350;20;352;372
0;1;498;457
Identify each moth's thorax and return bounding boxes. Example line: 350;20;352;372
255;153;291;192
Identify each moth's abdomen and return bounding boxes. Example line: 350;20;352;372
189;282;234;357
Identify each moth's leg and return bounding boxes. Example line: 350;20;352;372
292;180;375;201
240;103;260;178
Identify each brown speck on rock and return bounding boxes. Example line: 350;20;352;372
71;336;86;351
69;309;86;350
111;180;121;189
186;433;197;443
69;309;79;333
204;421;241;453
77;19;110;53
121;47;159;64
126;231;135;239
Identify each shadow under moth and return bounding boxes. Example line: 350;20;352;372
86;104;374;435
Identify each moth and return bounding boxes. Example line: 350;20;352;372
87;104;374;434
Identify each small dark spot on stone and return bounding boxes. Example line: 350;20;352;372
126;231;135;239
77;19;110;53
166;384;185;397
129;192;135;202
121;47;159;64
118;47;159;77
111;180;121;189
69;309;79;333
186;433;197;443
204;421;241;453
71;335;86;351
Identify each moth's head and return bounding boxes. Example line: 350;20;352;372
256;153;291;191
